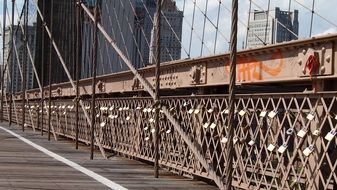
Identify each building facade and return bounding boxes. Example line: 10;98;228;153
81;0;183;78
246;7;299;48
4;25;35;92
149;0;183;64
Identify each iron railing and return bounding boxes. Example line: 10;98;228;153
3;91;337;189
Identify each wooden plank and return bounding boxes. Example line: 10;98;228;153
0;124;217;190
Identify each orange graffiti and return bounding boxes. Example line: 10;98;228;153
225;51;284;82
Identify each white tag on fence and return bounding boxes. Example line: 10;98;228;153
325;130;336;141
267;144;275;152
278;144;287;154
210;123;216;129
259;110;267;117
268;111;277;118
297;129;307;138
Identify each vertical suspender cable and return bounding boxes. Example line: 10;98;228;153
264;0;270;45
22;0;28;131
9;0;15;126
40;0;45;136
200;0;208;56
1;0;7;122
90;0;99;160
245;0;252;49
309;0;315;37
48;0;53;141
213;1;221;53
188;0;196;58
75;0;82;150
154;0;162;179
225;0;238;189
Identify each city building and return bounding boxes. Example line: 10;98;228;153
246;7;299;48
81;0;183;78
34;0;183;81
149;0;183;64
3;25;35;92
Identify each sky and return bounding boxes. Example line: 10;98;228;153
175;0;337;58
0;0;337;61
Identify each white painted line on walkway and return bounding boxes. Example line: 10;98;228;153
0;126;128;190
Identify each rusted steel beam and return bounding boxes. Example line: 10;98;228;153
20;34;337;100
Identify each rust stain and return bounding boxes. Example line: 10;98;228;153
225;51;284;81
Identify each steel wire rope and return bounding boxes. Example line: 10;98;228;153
293;0;337;29
115;0;146;67
188;0;230;45
137;0;186;62
101;1;125;72
200;0;209;56
213;0;222;53
220;0;268;46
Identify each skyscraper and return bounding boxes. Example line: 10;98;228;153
81;0;183;78
149;0;183;64
4;25;35;92
246;7;299;48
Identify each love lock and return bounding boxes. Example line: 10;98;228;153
268;110;278;118
325;130;336;141
207;108;214;113
267;144;275;152
306;112;315;121
203;123;210;129
303;145;314;157
109;106;114;111
222;109;229;114
151;128;155;133
210;123;216;129
238;110;247;116
259;110;267;118
100;121;106;128
278;143;287;154
248;140;255;146
166;128;172;134
297;129;307;138
221;137;228;144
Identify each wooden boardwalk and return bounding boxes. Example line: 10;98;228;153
0;123;217;190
